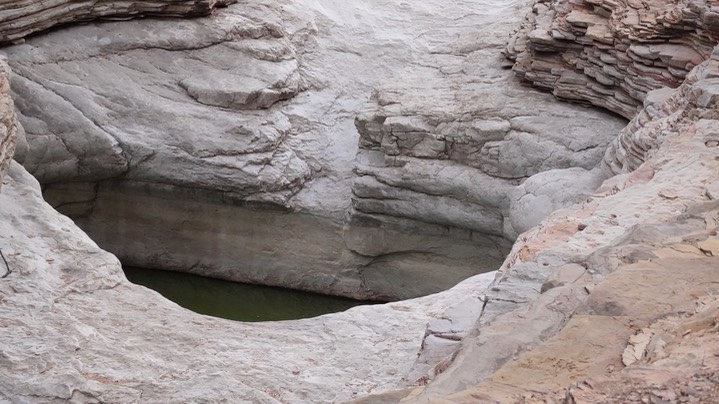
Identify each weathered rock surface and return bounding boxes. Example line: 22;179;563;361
362;42;719;404
353;24;626;242
508;166;605;234
0;56;16;190
1;0;719;402
0;160;501;402
506;0;719;119
0;0;237;45
604;45;719;174
8;3;308;196
5;0;625;300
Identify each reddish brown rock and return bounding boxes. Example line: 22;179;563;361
506;0;719;119
0;0;236;44
603;45;719;174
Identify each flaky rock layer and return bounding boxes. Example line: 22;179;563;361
603;45;719;174
506;0;719;119
0;0;236;44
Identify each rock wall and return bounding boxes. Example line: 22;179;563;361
362;42;719;403
4;0;626;300
506;0;719;119
417;52;719;399
354;78;624;241
0;57;17;191
0;0;236;44
604;45;719;174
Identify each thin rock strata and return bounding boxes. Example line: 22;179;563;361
604;45;719;174
0;56;17;190
0;0;237;44
506;0;719;119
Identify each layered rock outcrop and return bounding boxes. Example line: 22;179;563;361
2;0;719;402
0;57;17;189
0;0;236;44
361;41;719;403
354;78;623;242
604;45;719;174
506;0;719;119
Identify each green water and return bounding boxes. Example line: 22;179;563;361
123;267;373;322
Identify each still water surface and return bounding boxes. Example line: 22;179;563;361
124;267;373;322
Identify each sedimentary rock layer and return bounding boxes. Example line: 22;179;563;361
7;3;307;198
0;56;17;190
0;0;236;44
604;45;719;174
364;43;719;403
354;51;626;240
506;0;719;119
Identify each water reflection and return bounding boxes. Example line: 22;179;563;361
124;267;374;322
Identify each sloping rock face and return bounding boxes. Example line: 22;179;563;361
0;57;17;190
0;0;236;45
506;0;719;119
358;43;719;403
8;4;307;197
5;0;626;300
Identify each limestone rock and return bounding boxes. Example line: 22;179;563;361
0;55;17;191
2;0;719;401
377;43;719;403
7;4;309;198
506;0;719;119
352;15;626;242
508;167;606;235
0;0;237;44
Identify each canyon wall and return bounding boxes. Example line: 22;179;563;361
1;0;719;402
3;0;626;300
0;0;236;44
361;0;719;400
604;44;719;174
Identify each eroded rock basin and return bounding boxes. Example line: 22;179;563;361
10;0;625;302
7;0;719;402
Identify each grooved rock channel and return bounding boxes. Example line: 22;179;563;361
1;0;718;403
